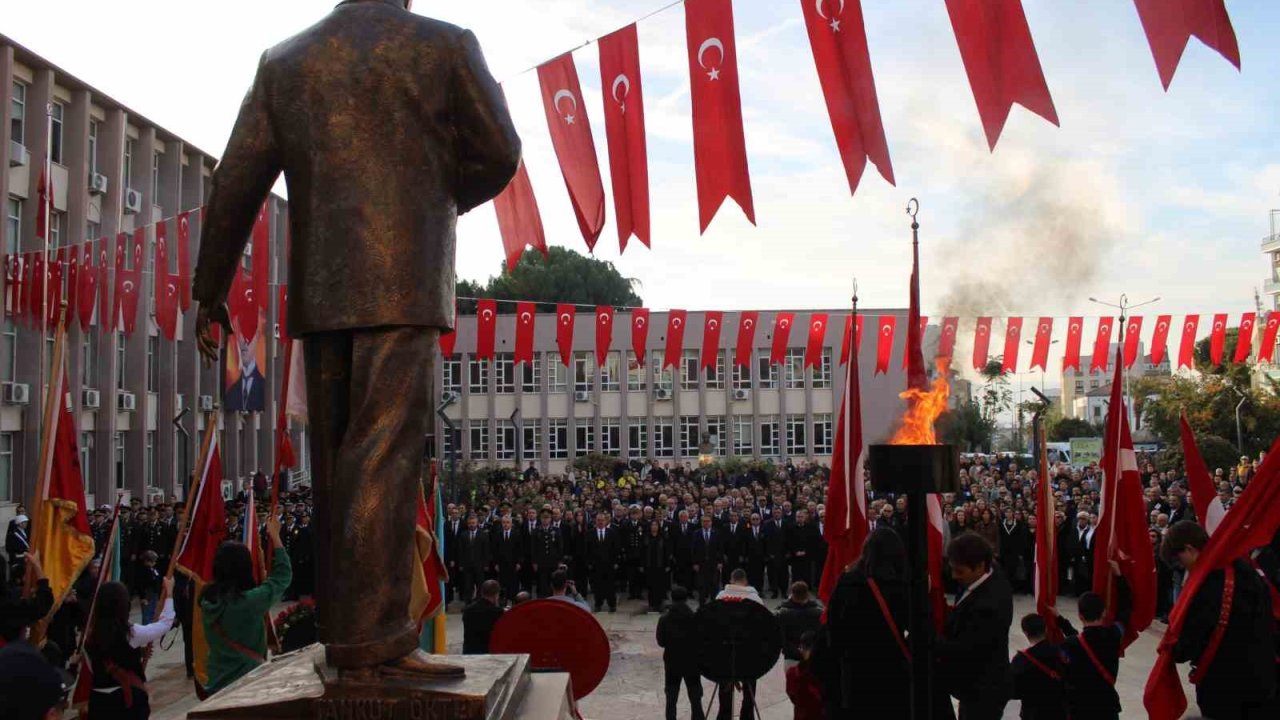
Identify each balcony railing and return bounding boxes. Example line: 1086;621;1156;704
1263;233;1280;253
1265;278;1280;296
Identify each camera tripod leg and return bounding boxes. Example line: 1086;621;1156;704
703;682;720;720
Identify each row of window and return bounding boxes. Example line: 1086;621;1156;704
443;349;835;396
448;414;834;462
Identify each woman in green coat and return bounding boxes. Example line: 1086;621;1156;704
200;514;291;695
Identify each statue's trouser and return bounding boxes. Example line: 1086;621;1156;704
303;326;438;669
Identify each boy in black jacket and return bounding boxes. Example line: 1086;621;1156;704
1009;613;1067;720
656;586;705;720
1055;560;1130;720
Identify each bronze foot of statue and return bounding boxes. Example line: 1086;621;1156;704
379;649;466;679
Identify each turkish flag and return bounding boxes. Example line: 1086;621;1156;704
177;211;193;311
1178;315;1200;369
1122;315;1143;369
155;220;179;340
538;53;606;251
804;314;828;369
839;314;860;366
229;266;258;341
701;311;724;370
78;241;96;332
1259;312;1280;363
1149;314;1172;366
875;315;895;375
771;312;796;365
972;316;992;370
800;0;894;194
556;304;576;367
1132;0;1240;91
685;0;755;232
734;311;758;368
944;0;1058;149
1208;312;1228;365
475;299;497;361
1089;317;1114;373
1001;317;1023;374
29;251;45;326
1029;317;1053;371
1180;414;1225;536
46;250;63;327
818;303;867;604
664;310;688;370
97;238;110;330
62;247;78;330
494;160;549;270
251;203;269;317
514;302;536;366
439;305;458;358
1035;426;1061;643
938;316;959;359
598;24;650;252
595;306;615;365
631;309;649;359
109;234;126;333
1233;311;1256;364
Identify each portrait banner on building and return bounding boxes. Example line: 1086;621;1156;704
224;309;267;413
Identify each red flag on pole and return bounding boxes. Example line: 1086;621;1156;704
1179;314;1200;369
664;310;687;370
1233;311;1256;364
1035;425;1061;642
938;316;959;359
119;230;145;337
598;24;650;252
905;239;926;386
702;311;724;371
77;241;96;332
804;313;828;369
972;316;992;370
251;203;269;318
98;239;110;329
1001;317;1023;374
36;166;49;241
1259;312;1280;363
734;311;758;368
493;161;549;270
1122;315;1143;369
839;314;853;366
1208;313;1228;365
176;431;229;691
1180;413;1225;535
155;221;179;340
631;309;650;360
228;266;257;341
475;300;497;361
177;211;193;311
595;306;615;366
818;300;867;605
556;304;576;367
439;305;457;359
944;0;1058;150
1062;316;1084;371
1149;314;1172;366
927;496;948;633
1090;317;1114;373
1132;0;1240;90
538;52;606;251
514;302;536;366
47;249;64;328
903;315;928;371
62;248;78;330
1029;317;1053;371
685;0;755;232
800;0;894;194
875;315;895;375
771;312;795;365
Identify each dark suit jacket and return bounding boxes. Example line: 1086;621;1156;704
585;527;620;572
936;567;1013;705
461;598;504;654
690;528;723;568
193;0;520;335
456;529;491;574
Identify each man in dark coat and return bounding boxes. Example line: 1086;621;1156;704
461;581;504;654
656;586;705;720
936;532;1014;720
490;515;522;603
690;514;724;605
785;509;819;589
671;510;696;593
721;511;745;586
764;508;789;599
531;509;564;598
743;513;768;593
1009;613;1068;720
1058;572;1131;720
455;515;492;605
585;512;621;612
998;509;1030;594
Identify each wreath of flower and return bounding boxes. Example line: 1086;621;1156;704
273;597;316;638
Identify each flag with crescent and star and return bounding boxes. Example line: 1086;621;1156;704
439;304;458;358
1122;315;1143;369
1259;312;1280;363
902;316;928;370
120;228;146;336
1232;311;1256;364
556;304;576;367
97;237;110;330
228;264;258;342
156;219;180;341
938;316;959;359
1063;316;1083;371
538;52;606;251
804;313;828;369
1178;314;1200;369
514;302;536;366
972;316;992;370
598;24;650;252
631;308;649;359
46;249;63;327
734;311;758;368
819;296;866;605
685;0;755;233
1001;317;1023;374
1208;312;1228;365
494;160;549;270
1132;0;1240;91
840;313;862;366
60;247;78;330
1149;314;1171;366
800;0;894;195
177;211;193;312
874;315;895;375
475;300;498;361
77;241;95;332
251;203;270;318
701;311;724;371
944;0;1058;150
1089;316;1114;373
595;306;615;365
770;311;795;366
664;310;688;370
1030;317;1053;371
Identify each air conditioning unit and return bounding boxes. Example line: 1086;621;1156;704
8;141;29;168
573;390;591;402
198;394;214;412
82;388;101;409
441;390;460;405
733;388;750;401
88;172;109;195
654;388;672;401
123;188;142;214
2;382;30;405
117;391;137;412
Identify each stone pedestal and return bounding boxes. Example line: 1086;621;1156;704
186;646;572;720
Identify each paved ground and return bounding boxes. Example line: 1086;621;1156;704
145;594;1200;720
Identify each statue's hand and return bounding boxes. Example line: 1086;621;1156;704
196;303;233;366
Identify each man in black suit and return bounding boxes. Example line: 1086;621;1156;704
763;507;789;599
462;580;504;654
490;515;522;603
785;509;819;589
721;511;745;586
585;512;621;612
690;514;724;605
937;532;1014;720
443;505;463;606
455;515;491;605
1070;512;1094;596
531;509;563;598
671;510;696;593
811;506;828;585
1055;510;1076;596
742;513;767;593
624;506;647;600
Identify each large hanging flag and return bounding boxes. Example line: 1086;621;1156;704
538;52;606;251
945;0;1058;149
1208;312;1228;365
770;312;796;365
228;265;258;341
1260;312;1280;363
800;0;894;194
475;299;497;361
1029;317;1053;371
1179;413;1224;535
62;248;78;331
97;238;110;330
1149;314;1172;366
804;313;828;369
1089;317;1114;373
1035;423;1061;642
1062;316;1083;372
818;299;866;604
251;203;270;319
734;311;758;368
1122;315;1143;369
838;314;855;366
156;221;180;340
702;311;724;371
1232;311;1256;364
176;431;229;692
972;316;992;370
494;160;549;270
685;0;755;232
598;24;650;252
874;315;895;375
177;211;193;311
46;250;64;328
1178;314;1200;369
514;302;536;366
556;304;576;367
1144;432;1280;720
113;231;143;337
411;464;449;641
1092;350;1156;648
631;309;650;360
1132;0;1240;90
595;306;615;366
77;241;96;332
938;316;959;360
1001;317;1023;374
664;310;688;369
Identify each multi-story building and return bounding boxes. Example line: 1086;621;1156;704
1060;341;1170;421
1;35;292;524
1259;210;1280;381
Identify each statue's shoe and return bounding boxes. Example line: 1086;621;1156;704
379;649;466;679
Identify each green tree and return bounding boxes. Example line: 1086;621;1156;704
939;399;997;453
1140;371;1280;457
1156;434;1239;478
1193;328;1253;381
457;246;642;313
1048;417;1100;442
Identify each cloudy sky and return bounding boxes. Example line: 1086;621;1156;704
8;0;1277;386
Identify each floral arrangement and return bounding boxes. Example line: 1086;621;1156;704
273;597;317;646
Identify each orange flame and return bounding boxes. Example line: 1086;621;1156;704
889;357;952;445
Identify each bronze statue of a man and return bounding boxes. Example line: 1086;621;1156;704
192;0;519;679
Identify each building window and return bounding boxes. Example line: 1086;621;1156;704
88;120;99;175
145;430;156;489
7;197;22;253
116;332;126;389
547;353;568;393
813;414;833;455
575;422;595;457
733;416;753;455
50;102;65;164
86;220;100;242
706;352;726;390
114;431;126;490
468;358;488;394
123;138;135;190
629;423;648;458
442;359;461;394
651;351;673;392
600;352;621;392
760;416;780;457
573;352;594;393
146;335;158;392
653;418;675;458
495;419;516;460
520;354;542;393
626;351;646;391
548;419;568;459
601;418;621;455
680;416;700;457
0;433;12;501
706;416;725;456
1074;381;1084;394
151;152;161;201
522;419;541;460
785;414;807;457
441;424;457;459
680;350;700;391
732;359;751;391
469;421;489;461
812;349;833;389
757;354;777;390
2;319;15;382
10;82;25;145
784;349;805;389
493;354;515;394
79;432;93;492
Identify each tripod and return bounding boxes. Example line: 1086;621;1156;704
700;632;763;720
